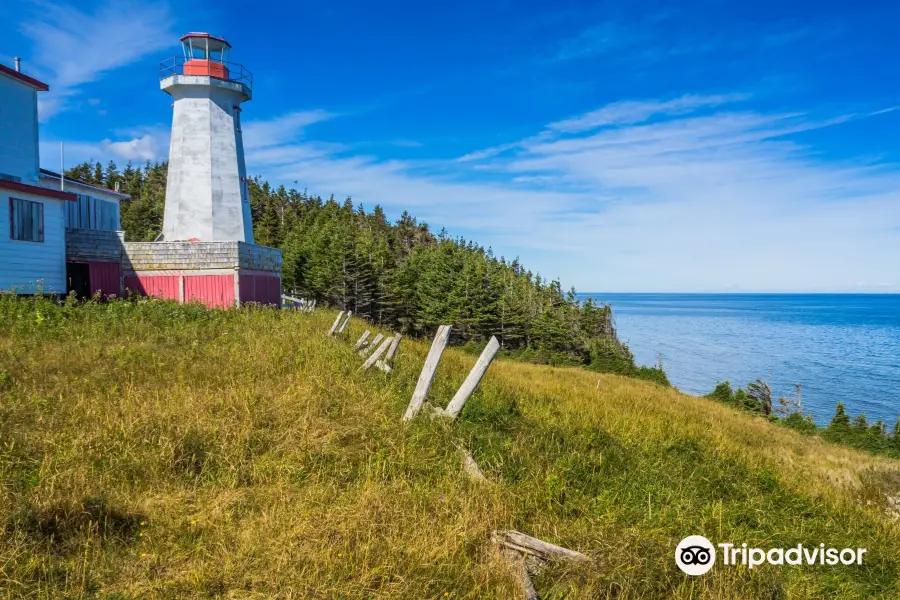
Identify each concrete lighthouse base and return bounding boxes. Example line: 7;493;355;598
121;241;281;308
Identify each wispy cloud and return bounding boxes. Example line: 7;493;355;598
242;110;336;150
555;21;644;61
547;93;750;132
243;97;900;293
20;0;175;120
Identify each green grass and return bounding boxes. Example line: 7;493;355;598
1;295;899;598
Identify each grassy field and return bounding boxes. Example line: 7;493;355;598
1;296;899;599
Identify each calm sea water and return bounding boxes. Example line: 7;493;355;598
583;294;900;426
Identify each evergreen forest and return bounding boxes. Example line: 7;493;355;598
64;160;668;383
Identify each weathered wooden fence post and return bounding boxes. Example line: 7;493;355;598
361;337;393;371
444;336;500;419
361;333;384;356
403;325;451;421
376;334;402;373
354;330;372;350
328;311;345;336
460;447;488;483
337;310;353;334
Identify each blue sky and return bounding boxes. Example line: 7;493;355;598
3;0;900;292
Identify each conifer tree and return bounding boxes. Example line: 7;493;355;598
62;159;658;379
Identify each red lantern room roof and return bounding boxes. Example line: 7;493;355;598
180;32;231;48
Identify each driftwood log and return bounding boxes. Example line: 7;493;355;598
493;530;590;600
492;530;590;565
499;550;539;600
403;325;451;421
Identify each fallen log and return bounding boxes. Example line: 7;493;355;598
491;530;590;565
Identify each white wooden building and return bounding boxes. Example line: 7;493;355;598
0;60;128;297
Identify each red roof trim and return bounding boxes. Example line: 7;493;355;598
0;64;49;91
0;179;76;201
179;32;231;48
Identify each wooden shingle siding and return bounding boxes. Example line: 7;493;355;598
123;241;241;270
122;241;281;273
237;242;282;272
66;228;124;261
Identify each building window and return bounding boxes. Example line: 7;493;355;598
9;197;44;242
65;194;120;231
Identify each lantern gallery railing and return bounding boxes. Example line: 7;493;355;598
159;56;253;93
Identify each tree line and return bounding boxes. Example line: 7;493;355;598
707;380;900;459
65;160;667;383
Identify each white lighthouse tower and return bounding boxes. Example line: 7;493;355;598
160;33;254;243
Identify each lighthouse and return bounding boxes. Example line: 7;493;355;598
113;34;282;309
160;33;254;243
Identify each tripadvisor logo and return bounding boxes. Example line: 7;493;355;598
676;535;716;575
675;536;867;575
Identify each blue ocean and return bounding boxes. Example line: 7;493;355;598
584;294;900;427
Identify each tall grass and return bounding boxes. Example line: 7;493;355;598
1;295;899;598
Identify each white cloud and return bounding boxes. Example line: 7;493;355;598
547;93;750;133
46;98;899;292
242;110;335;150
105;134;160;161
20;0;175;120
42;126;170;169
242;99;900;293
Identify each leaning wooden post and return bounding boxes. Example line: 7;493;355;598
403;325;451;421
376;335;402;373
444;336;500;419
328;311;345;336
337;310;353;334
361;337;393;371
362;333;384;356
460;447;488;483
354;330;372;350
385;334;402;362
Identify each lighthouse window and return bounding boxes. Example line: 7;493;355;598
185;38;208;60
